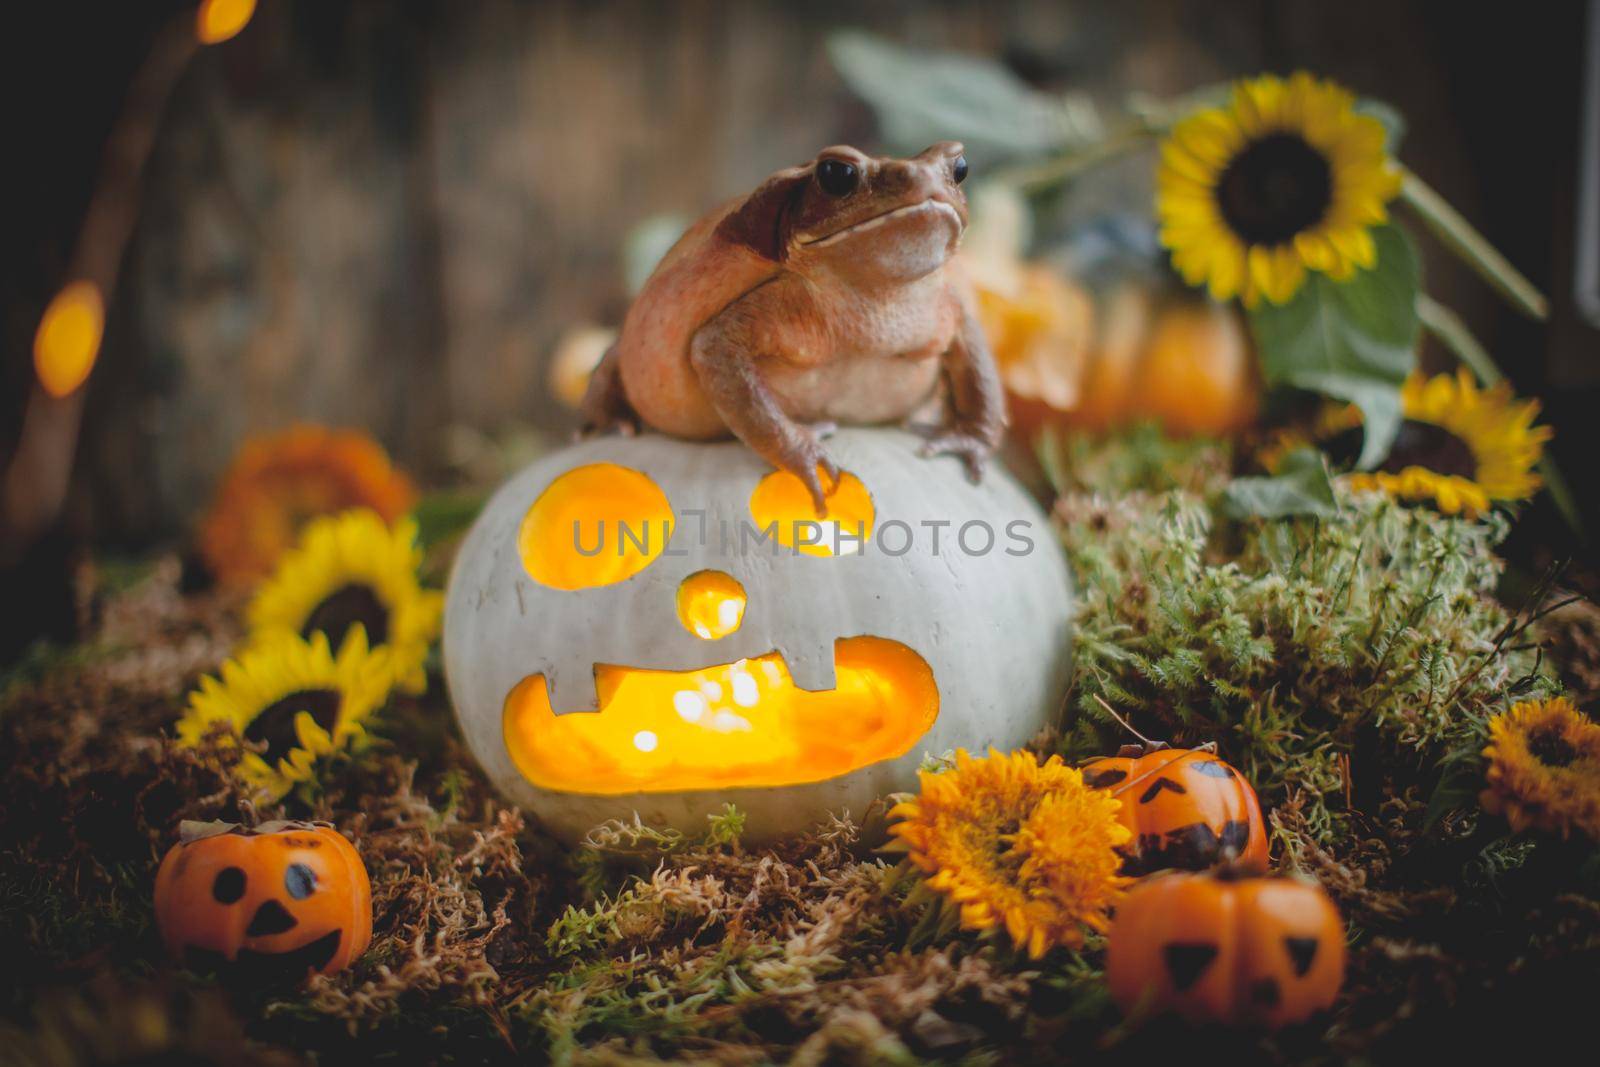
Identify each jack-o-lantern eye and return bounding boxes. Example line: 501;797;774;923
285;862;317;899
212;866;246;904
748;468;874;557
519;464;674;590
677;571;746;639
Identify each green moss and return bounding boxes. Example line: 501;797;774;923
1055;434;1556;856
3;433;1597;1064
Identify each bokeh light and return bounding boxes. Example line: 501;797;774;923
32;281;104;399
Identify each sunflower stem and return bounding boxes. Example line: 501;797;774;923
1416;293;1584;536
1397;167;1549;320
990;126;1155;193
1415;294;1504;385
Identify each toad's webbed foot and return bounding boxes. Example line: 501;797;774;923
911;424;993;484
790;442;841;516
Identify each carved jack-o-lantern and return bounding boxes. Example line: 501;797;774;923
444;429;1074;843
1106;870;1345;1028
154;825;369;979
153;820;371;981
1081;745;1269;873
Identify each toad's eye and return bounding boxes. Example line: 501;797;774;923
816;159;859;197
952;155;969;185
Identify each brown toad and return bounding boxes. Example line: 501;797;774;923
581;142;1005;511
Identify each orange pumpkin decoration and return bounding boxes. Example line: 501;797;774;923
1081;744;1268;874
1069;292;1259;437
154;820;371;981
1106;870;1345;1028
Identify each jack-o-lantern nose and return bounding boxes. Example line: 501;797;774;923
246;899;298;936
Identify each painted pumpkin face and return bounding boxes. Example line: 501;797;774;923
153;820;371;981
444;429;1075;843
1106;871;1345;1028
1081;745;1268;874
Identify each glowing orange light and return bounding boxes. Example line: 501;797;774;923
677;570;746;640
503;637;939;794
196;0;256;45
519;464;674;590
748;467;874;557
33;281;105;399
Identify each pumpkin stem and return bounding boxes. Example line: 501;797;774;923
1092;694;1165;749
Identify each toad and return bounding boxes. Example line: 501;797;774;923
581;142;1005;511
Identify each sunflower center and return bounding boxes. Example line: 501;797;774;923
1325;419;1479;479
243;688;342;765
1527;726;1576;768
302;583;390;647
1216;133;1333;246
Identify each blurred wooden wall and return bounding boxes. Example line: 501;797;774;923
40;0;1586;544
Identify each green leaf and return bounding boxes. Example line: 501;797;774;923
1221;449;1338;521
1249;224;1420;468
413;490;487;550
1424;754;1486;831
827;31;1098;160
1355;96;1406;154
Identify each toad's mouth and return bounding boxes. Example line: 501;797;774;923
502;636;939;794
799;199;963;248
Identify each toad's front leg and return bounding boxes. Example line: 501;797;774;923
916;297;1007;482
690;308;837;515
577;343;638;437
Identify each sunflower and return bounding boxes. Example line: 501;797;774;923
888;748;1130;958
1325;370;1549;517
1157;71;1402;307
198;425;418;587
177;630;391;800
1481;696;1600;840
246;509;442;694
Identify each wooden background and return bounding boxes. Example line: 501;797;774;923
5;0;1594;546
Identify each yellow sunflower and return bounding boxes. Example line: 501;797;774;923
1330;370;1550;516
177;630;391;800
198;425;418;587
888;748;1130;958
1481;696;1600;841
1157;71;1402;307
246;509;441;694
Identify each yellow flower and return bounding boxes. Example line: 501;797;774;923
889;749;1131;958
1338;371;1550;517
975;264;1094;411
1481;697;1600;840
198;425;418;587
246;509;442;694
176;630;392;800
1157;71;1402;307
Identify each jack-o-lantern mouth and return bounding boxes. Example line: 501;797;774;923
184;927;343;982
502;637;939;795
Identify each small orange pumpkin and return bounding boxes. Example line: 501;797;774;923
1081;744;1268;873
154;820;371;981
1070;293;1259;437
1106;870;1345;1028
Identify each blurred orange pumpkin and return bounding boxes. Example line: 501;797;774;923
977;265;1259;439
1107;870;1344;1028
154;820;371;982
1072;292;1258;436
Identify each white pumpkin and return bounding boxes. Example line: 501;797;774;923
443;428;1073;843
